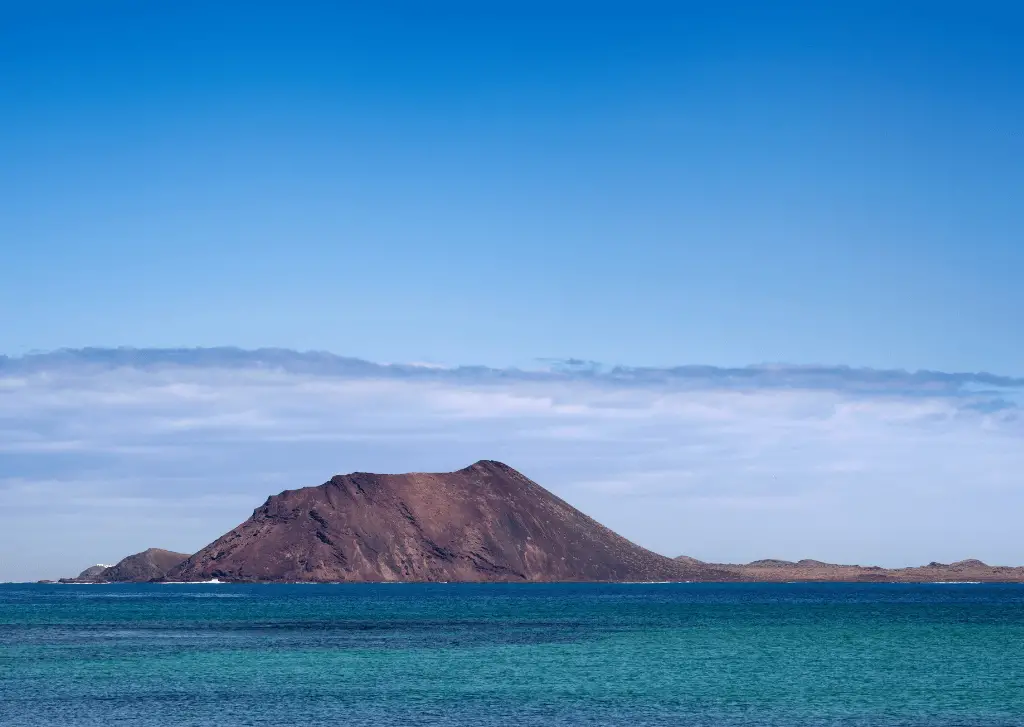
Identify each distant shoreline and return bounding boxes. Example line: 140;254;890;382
27;577;1024;586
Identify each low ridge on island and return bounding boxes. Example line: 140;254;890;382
47;461;1024;584
674;556;1024;582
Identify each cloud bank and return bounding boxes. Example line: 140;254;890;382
1;348;1022;581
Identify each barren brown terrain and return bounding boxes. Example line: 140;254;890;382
59;548;190;583
53;462;1024;584
675;556;1024;582
168;461;733;583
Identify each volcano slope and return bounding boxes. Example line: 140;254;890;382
169;460;726;583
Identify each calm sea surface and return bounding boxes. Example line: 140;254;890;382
2;583;1023;726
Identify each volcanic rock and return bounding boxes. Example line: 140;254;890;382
674;555;706;566
950;559;987;570
60;549;189;583
169;460;728;583
76;565;110;580
56;564;111;583
100;548;190;582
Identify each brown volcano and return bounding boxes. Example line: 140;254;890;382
168;460;727;583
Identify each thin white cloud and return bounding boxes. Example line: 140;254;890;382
0;348;1022;581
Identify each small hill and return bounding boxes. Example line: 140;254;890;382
674;555;706;566
169;461;728;583
950;559;988;569
59;550;187;583
100;548;190;582
76;565;110;580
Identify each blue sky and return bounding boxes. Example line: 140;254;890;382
2;1;1022;371
1;3;1023;579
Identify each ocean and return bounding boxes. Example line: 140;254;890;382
2;582;1023;726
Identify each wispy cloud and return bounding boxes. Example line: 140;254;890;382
1;348;1022;581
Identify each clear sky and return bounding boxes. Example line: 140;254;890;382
2;1;1022;372
2;3;1024;580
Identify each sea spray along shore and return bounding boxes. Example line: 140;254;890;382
50;462;1024;584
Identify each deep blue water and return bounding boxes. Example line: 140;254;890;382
2;583;1023;726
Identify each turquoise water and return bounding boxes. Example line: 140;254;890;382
2;583;1023;726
